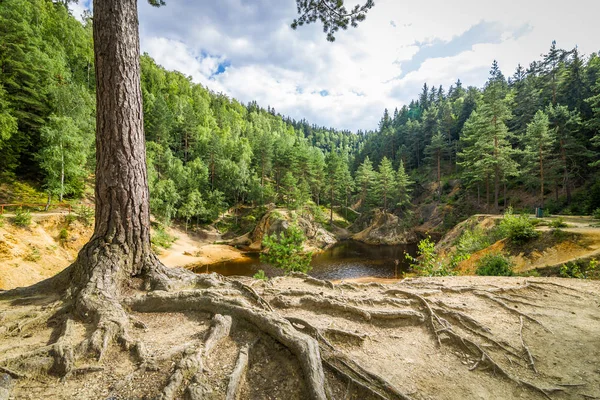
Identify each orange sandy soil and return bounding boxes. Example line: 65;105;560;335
0;213;249;290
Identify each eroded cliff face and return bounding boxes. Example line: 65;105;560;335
350;209;418;245
232;208;337;252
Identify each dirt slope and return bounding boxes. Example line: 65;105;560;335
0;213;247;290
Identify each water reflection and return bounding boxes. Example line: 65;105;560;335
193;241;417;281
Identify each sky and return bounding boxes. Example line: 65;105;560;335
71;0;600;132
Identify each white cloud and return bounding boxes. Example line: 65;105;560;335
78;0;600;131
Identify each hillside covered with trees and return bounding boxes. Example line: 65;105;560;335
1;0;599;230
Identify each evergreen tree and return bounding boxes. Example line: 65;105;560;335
355;156;375;209
425;130;446;190
376;157;395;212
523;110;555;208
395;160;412;209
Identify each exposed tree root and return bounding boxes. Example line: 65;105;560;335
161;314;232;400
226;342;252;400
126;290;328;400
2;271;595;400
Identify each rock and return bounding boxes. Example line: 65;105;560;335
247;208;337;251
0;373;13;400
350;209;417;245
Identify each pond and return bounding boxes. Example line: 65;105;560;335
192;240;418;281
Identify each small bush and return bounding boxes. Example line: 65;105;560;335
76;205;95;226
65;214;77;225
253;270;268;281
498;208;539;244
456;228;490;256
560;259;599;279
475;253;514;276
550;217;568;229
59;228;69;241
406;236;455;277
151;226;177;249
14;207;32;227
260;224;312;274
593;208;600;220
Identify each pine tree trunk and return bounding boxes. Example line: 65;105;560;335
540;145;545;209
67;0;158;294
60;143;65;202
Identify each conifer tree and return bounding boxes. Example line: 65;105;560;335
395;160;412;209
355;156;375;209
376;157;395;212
523;110;555;208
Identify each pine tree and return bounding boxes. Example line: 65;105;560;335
425;130;446;191
376;157;395;212
355;156;375;209
0;85;17;152
395;160;412;209
523;110;555;208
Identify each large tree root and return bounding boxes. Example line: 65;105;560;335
1;270;595;400
125;290;329;400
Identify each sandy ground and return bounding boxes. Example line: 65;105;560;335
0;214;249;290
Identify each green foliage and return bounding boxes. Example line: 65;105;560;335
253;270;268;281
65;213;77;225
59;228;68;241
0;214;4;228
455;227;491;256
260;224;312;274
498;208;539;244
151;226;177;250
291;0;374;42
560;259;599;279
549;217;568;229
13;207;31;227
593;208;600;220
405;236;455;277
76;205;94;227
475;253;514;276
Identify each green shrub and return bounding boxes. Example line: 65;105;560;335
550;217;568;228
260;224;312;274
476;253;514;276
498;208;539;244
76;205;95;226
456;228;490;256
560;259;599;279
406;236;455;277
65;213;77;225
14;207;32;227
593;208;600;220
253;270;268;281
0;214;4;228
59;228;69;241
151;226;177;249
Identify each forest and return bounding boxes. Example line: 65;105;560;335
1;1;600;399
1;0;599;229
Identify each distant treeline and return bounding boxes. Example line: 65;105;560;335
1;0;599;227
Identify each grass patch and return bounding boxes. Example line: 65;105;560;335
151;225;177;251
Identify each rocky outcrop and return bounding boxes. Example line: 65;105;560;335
236;208;337;252
350;209;417;245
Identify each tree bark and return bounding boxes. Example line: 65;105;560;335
66;0;158;295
